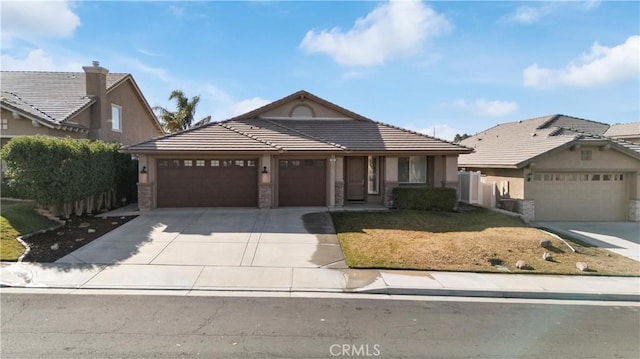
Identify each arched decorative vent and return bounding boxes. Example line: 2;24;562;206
290;104;314;118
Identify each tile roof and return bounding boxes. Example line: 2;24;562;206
537;114;610;135
0;71;128;125
605;122;640;138
124;123;280;152
123;91;472;154
459;114;640;168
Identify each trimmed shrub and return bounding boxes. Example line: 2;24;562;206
392;186;457;211
0;136;136;217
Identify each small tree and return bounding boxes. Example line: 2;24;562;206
453;133;471;143
154;90;211;133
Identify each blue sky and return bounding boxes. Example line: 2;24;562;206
1;0;638;140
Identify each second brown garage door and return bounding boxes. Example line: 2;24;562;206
278;159;326;206
157;159;258;207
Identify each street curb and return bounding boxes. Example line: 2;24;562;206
1;283;638;302
377;287;640;302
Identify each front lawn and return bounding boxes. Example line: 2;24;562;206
1;200;58;261
331;208;640;276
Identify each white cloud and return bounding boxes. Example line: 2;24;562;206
232;97;270;116
506;1;599;24
474;99;518;117
508;5;553;24
299;0;450;66
524;35;640;88
121;57;173;82
186;84;271;121
406;124;458;142
0;49;83;71
442;98;518;117
1;1;80;45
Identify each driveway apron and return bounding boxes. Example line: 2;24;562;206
56;207;346;268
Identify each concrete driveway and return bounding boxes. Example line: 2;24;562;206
56;207;347;268
536;222;640;262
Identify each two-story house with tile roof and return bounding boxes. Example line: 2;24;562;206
1;62;164;149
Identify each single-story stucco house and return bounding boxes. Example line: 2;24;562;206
459;115;640;222
122;90;472;210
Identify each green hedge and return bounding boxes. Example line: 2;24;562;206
0;136;136;217
392;186;457;211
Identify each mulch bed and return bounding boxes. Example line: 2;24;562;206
21;215;137;263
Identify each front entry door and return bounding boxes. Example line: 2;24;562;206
347;157;365;201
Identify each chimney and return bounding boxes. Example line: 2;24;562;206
83;61;109;140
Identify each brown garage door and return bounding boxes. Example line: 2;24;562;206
157;159;258;207
279;159;326;206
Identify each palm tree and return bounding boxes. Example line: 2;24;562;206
153;90;211;133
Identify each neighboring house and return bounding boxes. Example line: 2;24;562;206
122;90;472;210
0;61;164;149
459;114;640;222
605;122;640;144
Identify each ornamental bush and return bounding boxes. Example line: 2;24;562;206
392;186;457;211
0;136;135;217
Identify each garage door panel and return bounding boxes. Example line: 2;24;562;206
157;159;257;207
530;172;626;221
279;159;326;206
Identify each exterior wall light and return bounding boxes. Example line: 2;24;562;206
262;166;269;174
139;166;148;183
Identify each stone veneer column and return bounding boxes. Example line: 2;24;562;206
629;199;640;222
137;183;152;211
259;184;272;209
384;181;398;207
335;181;345;207
521;199;535;223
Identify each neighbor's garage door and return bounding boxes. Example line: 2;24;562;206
278;159;326;206
157;159;258;207
529;172;627;221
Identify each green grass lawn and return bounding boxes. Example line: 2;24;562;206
331;208;640;276
1;201;58;261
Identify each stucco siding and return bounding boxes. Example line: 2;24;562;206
478;168;525;200
105;81;161;145
1;109;51;137
534;146;638;171
260;99;347;118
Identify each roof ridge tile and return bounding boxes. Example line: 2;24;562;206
373;119;472;151
220;122;284;150
2;91;59;123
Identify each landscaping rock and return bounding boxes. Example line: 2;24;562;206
111;222;118;225
540;239;552;248
543;252;553;261
50;243;59;251
576;262;589;271
56;231;65;236
516;260;533;270
78;222;90;228
87;229;96;233
75;238;85;242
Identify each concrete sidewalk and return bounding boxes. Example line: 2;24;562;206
1;262;638;301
